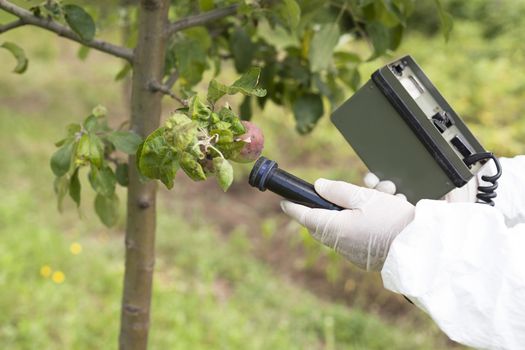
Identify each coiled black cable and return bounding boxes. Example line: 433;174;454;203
463;152;502;206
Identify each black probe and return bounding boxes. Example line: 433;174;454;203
249;157;343;211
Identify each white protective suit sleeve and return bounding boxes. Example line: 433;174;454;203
382;156;525;349
491;156;525;226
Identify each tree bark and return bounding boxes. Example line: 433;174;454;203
119;1;168;349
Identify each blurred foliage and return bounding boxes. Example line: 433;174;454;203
409;0;525;40
3;0;454;226
5;0;453;134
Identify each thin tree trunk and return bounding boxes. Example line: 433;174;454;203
119;1;169;349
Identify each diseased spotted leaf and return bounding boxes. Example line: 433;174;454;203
189;95;212;122
63;4;96;41
1;42;28;74
209;129;234;144
137;128;167;179
94;193;119;227
107;131;143;154
179;152;206;181
136;128;179;188
213;157;233;191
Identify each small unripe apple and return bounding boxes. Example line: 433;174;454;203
232;121;264;163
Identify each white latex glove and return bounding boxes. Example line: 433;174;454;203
280;179;415;271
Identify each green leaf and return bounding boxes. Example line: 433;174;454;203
309;24;340;72
171;122;198;151
230;27;254;73
292;93;324;134
115;63;132;81
189;95;212;121
279;0;301;33
115;162;129;187
240;96;252;121
433;0;453;41
389;25;404;50
77;45;90;60
209;129;234;144
172;28;210;86
54;176;69;212
207;68;267;104
230;67;267;97
69;168;81;207
216;141;245;160
158;155;179;189
207;79;230;104
92;105;107;118
63;4;96;41
67;123;81;136
213;157;233;191
137;128;179;188
94;193;119;227
88;166;116;196
1;42;28;74
366;21;391;59
50;141;74;177
199;0;214;11
107;131;143;154
179;151;206;181
77;133;104;167
83;115;98;132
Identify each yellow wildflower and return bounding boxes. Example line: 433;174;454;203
52;271;65;284
70;242;82;255
40;265;52;278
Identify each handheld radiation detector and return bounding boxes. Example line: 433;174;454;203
332;55;494;204
249;55;501;209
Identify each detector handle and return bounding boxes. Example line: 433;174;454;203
249;157;343;211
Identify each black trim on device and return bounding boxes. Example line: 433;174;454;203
371;70;467;187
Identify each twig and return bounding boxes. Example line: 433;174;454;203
164;71;179;90
0;18;24;33
148;80;186;106
167;4;238;36
0;0;133;62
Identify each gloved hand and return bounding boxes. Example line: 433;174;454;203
280;179;415;271
364;161;497;203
